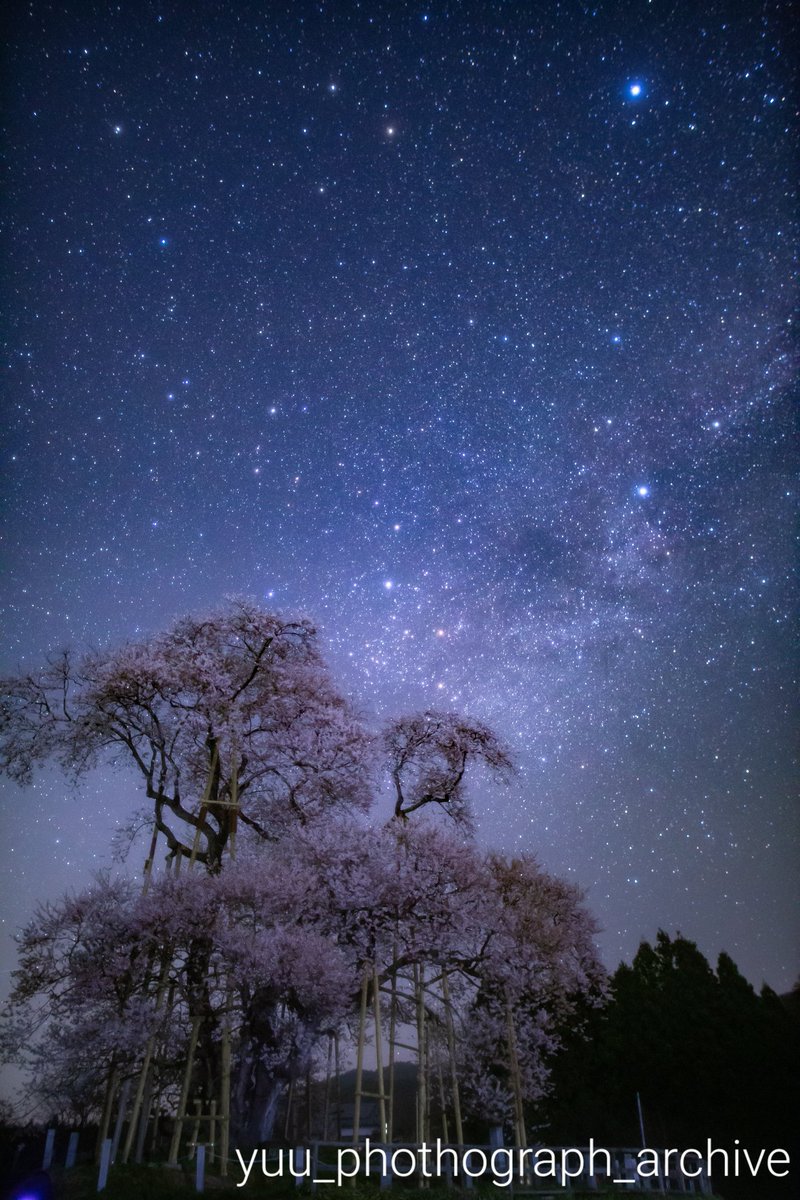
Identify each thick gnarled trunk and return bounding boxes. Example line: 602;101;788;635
231;988;298;1148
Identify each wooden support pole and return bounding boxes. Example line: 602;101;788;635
165;750;221;1171
168;1015;201;1165
414;964;428;1147
188;744;219;868
424;1016;432;1148
387;947;399;1144
189;1097;202;1158
148;1085;163;1157
121;946;173;1164
504;995;527;1150
142;824;160;894
134;1071;153;1164
228;754;239;861
334;1032;342;1142
372;964;387;1141
121;1058;151;1164
110;1077;131;1164
219;1002;232;1176
208;1098;217;1164
218;754;237;1176
96;1065;119;1160
441;972;464;1147
284;1077;295;1141
322;1035;333;1140
352;964;370;1144
436;1062;449;1143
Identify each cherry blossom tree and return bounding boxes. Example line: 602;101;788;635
0;601;605;1147
2;825;604;1142
384;710;513;825
2;862;360;1142
0;600;373;869
457;854;607;1125
1;877;162;1126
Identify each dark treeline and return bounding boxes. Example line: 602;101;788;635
542;931;799;1198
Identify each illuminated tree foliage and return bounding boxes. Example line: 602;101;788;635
1;602;604;1145
0;600;373;868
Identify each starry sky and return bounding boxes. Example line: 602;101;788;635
1;0;797;1015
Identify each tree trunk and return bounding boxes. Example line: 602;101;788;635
231;988;293;1148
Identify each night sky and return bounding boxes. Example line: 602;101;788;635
1;0;797;1014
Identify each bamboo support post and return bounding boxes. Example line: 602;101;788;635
147;1085;163;1157
436;1062;449;1142
284;1077;295;1141
441;971;464;1146
504;995;527;1149
228;755;239;861
188;744;219;868
96;1064;120;1160
414;964;428;1146
142;824;160;894
216;758;237;1174
371;964;387;1140
208;1098;217;1163
134;1069;153;1163
367;960;386;1137
334;1033;342;1141
121;947;173;1163
352;964;370;1144
168;1015;201;1165
424;1020;432;1146
322;1035;333;1140
121;1058;151;1164
110;1077;131;1163
189;1098;202;1157
219;1008;232;1176
387;954;398;1144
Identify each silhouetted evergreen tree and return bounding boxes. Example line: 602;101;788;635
542;932;799;1198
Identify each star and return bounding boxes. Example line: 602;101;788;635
0;0;794;1023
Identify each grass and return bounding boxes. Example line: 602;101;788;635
29;1161;728;1200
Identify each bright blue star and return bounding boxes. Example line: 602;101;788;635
627;81;645;99
636;485;650;498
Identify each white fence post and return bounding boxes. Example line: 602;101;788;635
294;1145;306;1186
97;1138;112;1191
196;1143;206;1192
66;1131;79;1168
110;1077;131;1163
379;1144;392;1189
42;1128;55;1169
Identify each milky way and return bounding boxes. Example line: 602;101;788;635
1;0;797;1009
